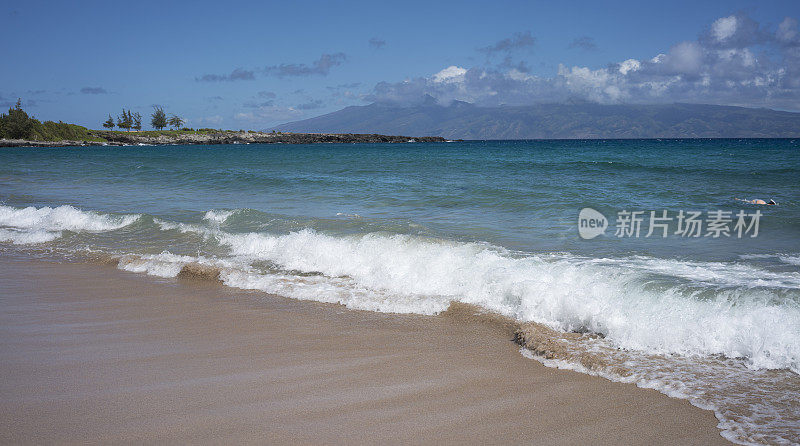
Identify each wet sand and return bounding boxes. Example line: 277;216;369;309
0;257;728;444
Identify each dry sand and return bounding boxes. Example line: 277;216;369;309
0;257;728;444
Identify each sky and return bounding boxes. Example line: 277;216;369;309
2;0;800;130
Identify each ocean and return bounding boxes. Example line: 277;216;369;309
1;139;798;444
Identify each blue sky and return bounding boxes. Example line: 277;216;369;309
3;0;799;129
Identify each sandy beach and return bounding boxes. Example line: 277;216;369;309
0;256;727;444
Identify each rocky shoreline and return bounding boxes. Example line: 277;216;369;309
0;131;447;147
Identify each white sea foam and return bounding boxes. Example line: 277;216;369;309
520;343;800;444
165;227;799;373
203;209;237;226
0;228;61;245
154;218;214;236
221;269;451;315
740;253;800;267
116;252;234;278
0;205;140;245
779;255;800;266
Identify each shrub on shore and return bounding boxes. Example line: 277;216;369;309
34;121;101;141
0;99;102;142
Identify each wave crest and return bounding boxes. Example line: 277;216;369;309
144;224;800;373
0;205;140;244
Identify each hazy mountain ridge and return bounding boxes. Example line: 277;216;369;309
274;102;800;139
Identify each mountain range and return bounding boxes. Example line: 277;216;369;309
273;102;800;139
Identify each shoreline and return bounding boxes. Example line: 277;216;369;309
0;131;447;148
0;256;728;444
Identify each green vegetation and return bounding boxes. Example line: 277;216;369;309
117;109;133;131
0;99;293;144
33;121;105;142
103;114;115;130
0;99;35;139
113;109;142;131
151;106;167;130
168;115;184;130
0;99;104;142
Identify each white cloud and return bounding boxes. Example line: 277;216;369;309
712;15;738;42
366;13;800;111
558;64;622;102
665;41;704;75
432;66;467;83
618;59;641;75
507;68;534;81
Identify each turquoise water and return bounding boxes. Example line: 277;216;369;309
1;139;799;444
1;139;798;259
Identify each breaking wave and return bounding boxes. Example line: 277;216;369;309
0;204;140;245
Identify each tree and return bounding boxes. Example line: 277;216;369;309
120;109;134;131
151;106;167;130
132;112;142;131
168;114;184;130
117;109;132;131
103;114;115;130
0;99;36;139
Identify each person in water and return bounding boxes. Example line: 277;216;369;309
735;198;777;205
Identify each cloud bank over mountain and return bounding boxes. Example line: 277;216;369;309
365;14;800;111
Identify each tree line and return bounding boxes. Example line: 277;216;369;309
103;106;185;131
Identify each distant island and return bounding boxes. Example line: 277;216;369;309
274;101;800;139
0;100;445;147
5;98;800;145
